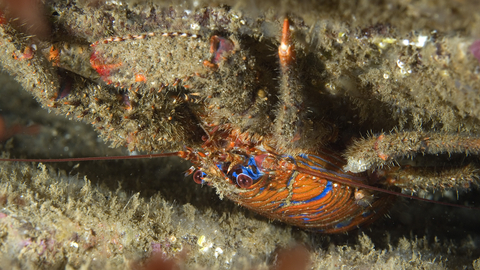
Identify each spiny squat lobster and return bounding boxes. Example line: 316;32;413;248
178;19;395;233
170;18;480;232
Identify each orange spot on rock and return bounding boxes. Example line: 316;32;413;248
135;73;147;83
48;45;60;65
90;51;122;81
203;60;217;69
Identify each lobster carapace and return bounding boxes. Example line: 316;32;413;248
182;125;394;233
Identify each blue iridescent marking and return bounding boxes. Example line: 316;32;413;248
286;214;315;223
289;213;310;218
285;155;297;165
200;171;207;184
234;156;265;181
362;211;372;218
285;172;295;187
291;181;333;204
216;156;264;179
333;218;352;229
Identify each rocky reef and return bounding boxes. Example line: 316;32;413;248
0;0;480;269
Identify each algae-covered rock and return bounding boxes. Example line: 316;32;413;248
0;0;480;269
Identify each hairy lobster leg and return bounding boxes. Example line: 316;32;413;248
273;18;308;153
344;131;480;172
373;164;477;193
344;131;480;192
273;18;335;154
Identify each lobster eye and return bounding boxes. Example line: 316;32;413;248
193;170;207;184
236;173;253;188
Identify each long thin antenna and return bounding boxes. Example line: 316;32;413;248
0;152;182;163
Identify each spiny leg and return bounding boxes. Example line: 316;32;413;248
273;18;334;154
344;131;480;172
344;131;480;192
374;164;477;193
273;18;305;153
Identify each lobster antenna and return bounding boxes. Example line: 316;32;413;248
0;152;182;163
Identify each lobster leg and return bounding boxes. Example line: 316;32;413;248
273;18;334;154
344;131;480;192
273;18;308;153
